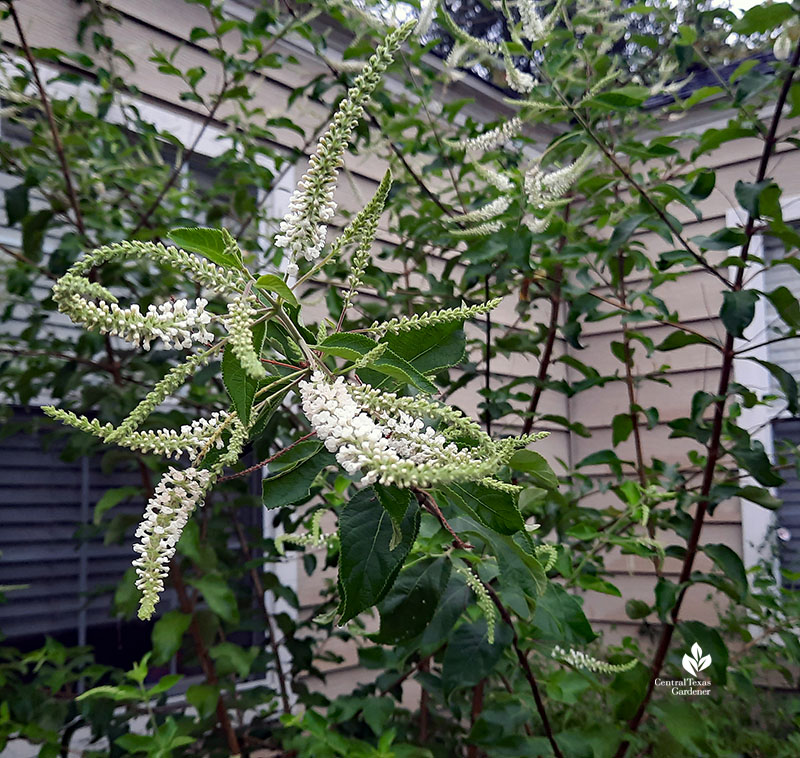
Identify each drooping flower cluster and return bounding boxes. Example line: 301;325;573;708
275;20;414;269
53;279;214;350
552;645;637;674
446;117;523;152
132;467;213;620
367;298;502;337
458;565;498;644
225;293;267;380
299;372;507;488
517;0;562;42
522;148;594;232
123;412;230;460
43;406;229;462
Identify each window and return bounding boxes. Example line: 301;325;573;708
734;201;800;584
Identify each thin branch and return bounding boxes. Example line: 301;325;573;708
537;69;729;288
412;487;473;550
8;2;87;238
470;566;565;758
217;431;316;482
613;39;800;758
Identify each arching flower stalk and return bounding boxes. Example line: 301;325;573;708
457;565;498;644
445;117;523;152
133;467;213;620
552;645;637;674
275;20;414;271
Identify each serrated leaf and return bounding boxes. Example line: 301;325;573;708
255;273;298;305
316;333;437;392
381;320;466;375
337;487;419;624
374;557;451;643
533;584;597;644
655;331;715;351
508;449;559;490
441;619;512;694
733;2;795;34
446;481;526;535
262;444;336;509
734;179;772;219
168;227;240;269
5;184;29;226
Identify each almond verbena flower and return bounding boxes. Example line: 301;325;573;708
133;466;212;620
299;372;512;488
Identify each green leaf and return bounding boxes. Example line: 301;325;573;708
446;481;526;535
255;273;298;306
146;673;182;696
735;484;782;510
687;169;715;200
262;442;336;509
508;449;559;490
210;642;258;678
590;85;650;108
186;684;219;719
733;443;783;486
734;179;772;219
678;620;729;684
22;209;53;261
546;669;592;705
607;213;649;253
703;543;747;599
317;333;437;392
655;331;715;351
625;599;651;619
93;486;139;525
76;684;141;702
655;577;679;620
441;619;512;694
753;358;799;415
151;610;192;665
189;573;239;624
577;574;622;596
733;2;795;34
168;227;240;269
612;413;633;446
766;285;800;328
337;486;420;624
5;184;29;226
532;584;597;644
374;557;451;643
222;320;266;426
382;320;466;375
720;289;758;338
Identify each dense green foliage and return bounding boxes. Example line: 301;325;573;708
2;1;800;757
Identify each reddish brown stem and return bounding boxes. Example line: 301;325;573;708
218;431;316;482
172;564;241;755
612;39;800;758
8;2;86;239
467;679;486;758
231;513;291;714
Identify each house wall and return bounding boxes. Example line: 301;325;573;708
2;0;796;701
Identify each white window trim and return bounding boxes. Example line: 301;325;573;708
731;195;800;580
